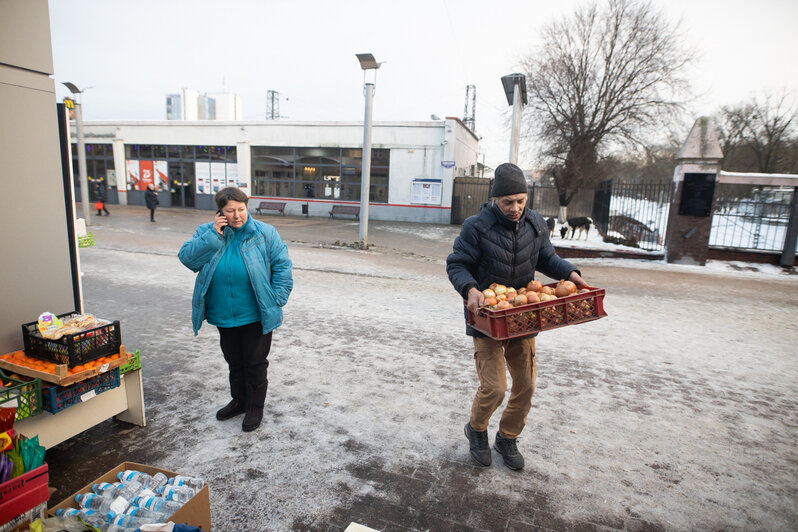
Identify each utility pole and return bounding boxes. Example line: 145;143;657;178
266;90;280;119
463;84;476;132
501;74;527;165
63;82;91;225
355;53;383;249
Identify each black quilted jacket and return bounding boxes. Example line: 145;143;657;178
446;203;579;336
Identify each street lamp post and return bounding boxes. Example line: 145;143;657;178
501;74;528;165
356;53;383;249
63;82;92;226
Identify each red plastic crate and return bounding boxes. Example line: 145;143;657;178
0;463;49;525
467;285;607;340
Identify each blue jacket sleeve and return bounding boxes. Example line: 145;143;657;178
178;223;224;273
267;228;293;306
535;231;580;281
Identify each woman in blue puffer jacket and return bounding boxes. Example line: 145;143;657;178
179;187;293;432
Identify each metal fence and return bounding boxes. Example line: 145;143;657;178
710;184;795;252
601;181;673;251
451;178;795;255
528;183;594;219
530;180;673;252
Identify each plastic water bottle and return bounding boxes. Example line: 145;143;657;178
107;524;137;532
134;495;183;515
77;509;113;528
55;508;81;516
158;484;195;502
125;504;166;521
115;478;144;500
92;482;122;495
118;470;168;490
168;474;205;491
75;492;114;513
110;512;151;529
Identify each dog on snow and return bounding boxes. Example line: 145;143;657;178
546;217;556;234
560;217;593;240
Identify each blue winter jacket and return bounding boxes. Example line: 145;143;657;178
178;216;293;335
446;202;579;337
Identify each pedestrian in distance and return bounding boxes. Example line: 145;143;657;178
96;179;110;216
178;187;293;432
446;162;588;471
145;183;159;222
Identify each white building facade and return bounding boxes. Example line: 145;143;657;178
74;118;479;223
166;89;243;121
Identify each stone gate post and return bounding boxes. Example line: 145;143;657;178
665;117;724;265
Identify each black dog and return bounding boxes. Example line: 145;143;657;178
546;217;556;233
560;216;593;240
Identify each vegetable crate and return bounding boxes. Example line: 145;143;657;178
41;368;120;414
119;349;141;375
468;286;607;340
22;312;121;367
77;232;94;248
0;369;42;421
0;463;49;526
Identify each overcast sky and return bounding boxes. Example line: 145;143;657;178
48;0;798;169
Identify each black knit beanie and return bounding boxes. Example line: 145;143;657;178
491;163;527;197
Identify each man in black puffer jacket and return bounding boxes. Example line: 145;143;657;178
447;162;587;471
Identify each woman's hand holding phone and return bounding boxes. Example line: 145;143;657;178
214;209;228;236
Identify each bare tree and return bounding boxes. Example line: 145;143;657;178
716;93;797;173
521;0;692;220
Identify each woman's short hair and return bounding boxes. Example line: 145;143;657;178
215;187;248;210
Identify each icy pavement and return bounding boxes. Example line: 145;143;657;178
43;206;798;531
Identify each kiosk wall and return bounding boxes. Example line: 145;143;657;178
0;0;80;353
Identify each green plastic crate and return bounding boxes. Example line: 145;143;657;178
0;369;43;420
119;349;141;375
78;232;94;248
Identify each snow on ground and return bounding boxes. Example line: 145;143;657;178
53;235;798;530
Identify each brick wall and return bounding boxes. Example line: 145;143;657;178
665;180;715;265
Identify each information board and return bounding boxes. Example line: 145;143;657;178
411;179;442;205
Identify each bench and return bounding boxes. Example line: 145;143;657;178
255;201;286;215
329;205;360;220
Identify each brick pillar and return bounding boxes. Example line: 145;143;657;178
665;117;723;266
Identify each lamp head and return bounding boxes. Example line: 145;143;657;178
62;82;81;94
356;53;382;70
500;74;528;106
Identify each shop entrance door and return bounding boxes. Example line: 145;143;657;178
168;163;196;207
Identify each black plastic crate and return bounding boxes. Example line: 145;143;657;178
22;313;121;367
41;368;120;414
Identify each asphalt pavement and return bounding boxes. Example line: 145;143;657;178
39;204;798;532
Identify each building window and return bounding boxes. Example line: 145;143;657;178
123;144;236;193
71;143;115;202
251;146;389;203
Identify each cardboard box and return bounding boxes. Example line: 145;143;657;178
49;461;211;531
0;463;49;525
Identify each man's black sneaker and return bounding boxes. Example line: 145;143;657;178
494;433;524;470
464;423;492;466
216;399;245;420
